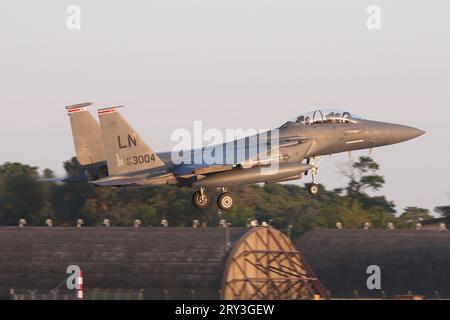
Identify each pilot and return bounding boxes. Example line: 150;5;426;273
304;116;311;124
297;115;305;123
327;112;335;123
342;112;350;123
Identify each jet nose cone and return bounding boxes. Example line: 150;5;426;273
390;125;425;144
414;128;426;137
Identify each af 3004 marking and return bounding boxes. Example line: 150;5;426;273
132;154;156;164
125;154;156;166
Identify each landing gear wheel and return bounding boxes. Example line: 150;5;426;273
217;192;234;211
192;190;210;209
308;183;319;195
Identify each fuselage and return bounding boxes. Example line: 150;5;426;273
91;110;424;189
71;106;424;209
157;119;424;168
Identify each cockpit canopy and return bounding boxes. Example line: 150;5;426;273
281;109;363;127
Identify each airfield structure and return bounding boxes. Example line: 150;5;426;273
0;226;325;300
296;229;450;299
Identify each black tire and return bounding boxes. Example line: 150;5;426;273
192;190;210;209
308;183;319;195
217;192;234;211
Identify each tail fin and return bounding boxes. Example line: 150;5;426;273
66;102;106;166
98;106;165;176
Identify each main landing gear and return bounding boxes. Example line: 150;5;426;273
192;187;234;211
306;156;324;195
192;187;210;209
217;188;234;211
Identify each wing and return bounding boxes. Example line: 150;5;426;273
173;137;314;183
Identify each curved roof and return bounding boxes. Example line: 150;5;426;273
296;229;450;298
0;227;249;299
222;227;326;300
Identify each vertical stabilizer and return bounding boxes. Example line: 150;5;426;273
98;107;165;176
66;102;106;166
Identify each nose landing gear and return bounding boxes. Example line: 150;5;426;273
308;183;319;195
306;156;323;195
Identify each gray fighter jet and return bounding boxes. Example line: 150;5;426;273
66;104;424;211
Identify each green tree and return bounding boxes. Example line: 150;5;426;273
435;205;450;217
340;156;386;196
0;162;44;225
435;195;450;217
434;195;450;228
0;158;442;234
338;156;396;227
63;157;82;177
226;203;255;227
338;199;370;229
399;206;432;228
42;168;55;179
0;162;39;178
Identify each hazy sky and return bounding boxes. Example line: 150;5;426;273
1;1;449;214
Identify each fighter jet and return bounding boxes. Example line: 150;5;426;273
66;104;424;211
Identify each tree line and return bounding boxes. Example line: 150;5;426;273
0;156;448;236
